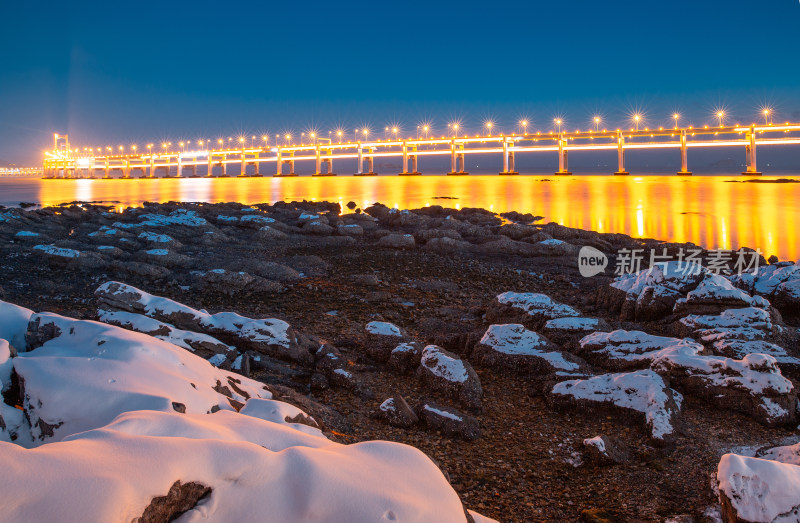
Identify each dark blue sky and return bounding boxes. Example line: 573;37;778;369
2;0;799;164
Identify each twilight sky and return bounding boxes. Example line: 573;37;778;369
2;0;799;165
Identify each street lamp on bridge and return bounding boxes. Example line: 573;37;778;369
716;111;725;127
593;116;601;132
673;113;680;129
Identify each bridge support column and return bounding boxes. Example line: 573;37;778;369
556;134;572;175
220;161;227;176
149;155;155;177
411;149;419;174
104;159;110;179
500;139;519;175
677;130;692;175
401;142;408;174
356;145;363;175
253;161;261;176
207;155;214;177
276;149;282;176
742;126;762;175
314;147;322;175
615;131;629;175
448;140;468;175
123;160;131;179
238;152;247;177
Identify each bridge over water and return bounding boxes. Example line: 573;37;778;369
43;124;800;179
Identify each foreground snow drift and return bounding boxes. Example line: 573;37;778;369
0;409;472;522
0;299;486;522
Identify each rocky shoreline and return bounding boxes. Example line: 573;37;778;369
1;200;799;522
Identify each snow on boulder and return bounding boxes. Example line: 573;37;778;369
472;324;587;376
601;262;706;321
0;408;479;522
774;278;800;323
549;370;682;444
365;321;403;337
113;208;209;229
94;281;312;365
755;440;800;466
486;291;580;330
416;400;481;441
416;345;483;410
711;339;800;379
238;398;322;435
678;307;780;344
97;309;236;365
387;341;424;374
375;395;419;428
15;312;273;444
651;351;796;427
364;321;408;362
0;300;34;351
582;435;631;466
673;273;770;316
717;453;800;523
542;316;611;349
577;330;704;371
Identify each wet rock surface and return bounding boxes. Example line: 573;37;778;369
1;199;799;522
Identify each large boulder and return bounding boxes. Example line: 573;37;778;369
472;324;588;376
486;292;580;330
651;351;796;427
582;435;631;466
375;395;419;428
415;400;480;441
364;321;408;362
378;233;416;249
549;370;682;445
95;282;312;366
416;345;483;410
576;330;704;371
717;453;800;523
542;317;612;349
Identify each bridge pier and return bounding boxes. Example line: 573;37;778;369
355;146;377;175
313;147;336;176
500;139;519;175
742;127;762;175
677;130;692;175
614;131;629;175
447;140;468;175
555;134;572;175
123;160;131;179
400;144;421;175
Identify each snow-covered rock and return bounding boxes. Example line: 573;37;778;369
673;274;770;316
97;309;235;364
387;341;423;374
416;400;480;441
549;370;682;444
0;300;34;351
717;453;800;523
711;339;800;378
487;291;580;330
577;330;704;371
473;324;587;375
651;351;796;427
603;262;769;321
365;321;403;337
542;316;612;348
16;312;272;444
416;345;483;409
755;440;800;466
679;307;779;343
582;435;631;466
95;281;311;365
113;208;209;228
376;395;419;428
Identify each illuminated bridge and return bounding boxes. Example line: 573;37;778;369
0;167;43;177
43;124;800;179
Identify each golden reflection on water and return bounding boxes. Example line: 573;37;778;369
14;175;800;260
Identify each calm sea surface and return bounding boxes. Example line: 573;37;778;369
1;175;798;261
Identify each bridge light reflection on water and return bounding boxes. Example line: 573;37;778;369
9;175;797;261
